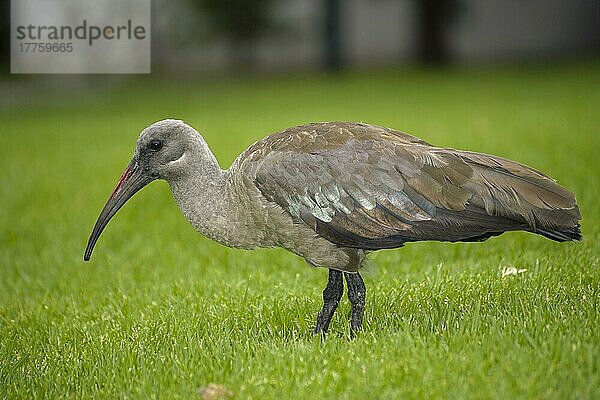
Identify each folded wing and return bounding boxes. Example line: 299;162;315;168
239;122;581;249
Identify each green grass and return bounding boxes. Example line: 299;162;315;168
1;63;599;399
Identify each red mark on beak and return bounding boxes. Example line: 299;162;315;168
111;163;135;198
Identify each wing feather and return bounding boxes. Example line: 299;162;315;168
236;122;581;248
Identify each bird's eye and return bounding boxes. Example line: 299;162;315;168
149;139;163;151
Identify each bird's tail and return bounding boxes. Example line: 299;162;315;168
457;151;582;241
536;226;582;242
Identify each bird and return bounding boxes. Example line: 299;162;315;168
84;120;582;335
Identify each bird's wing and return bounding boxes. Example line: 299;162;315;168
237;122;580;249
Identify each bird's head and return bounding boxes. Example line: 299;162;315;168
84;119;206;261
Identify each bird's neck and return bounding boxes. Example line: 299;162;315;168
166;148;257;249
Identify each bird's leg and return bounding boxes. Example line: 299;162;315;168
344;272;366;335
314;268;344;335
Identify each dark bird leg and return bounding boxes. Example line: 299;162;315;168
314;269;344;335
344;272;366;335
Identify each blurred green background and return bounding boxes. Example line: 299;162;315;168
1;1;599;399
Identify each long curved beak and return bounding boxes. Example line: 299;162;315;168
84;158;154;261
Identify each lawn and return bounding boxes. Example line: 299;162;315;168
1;63;599;399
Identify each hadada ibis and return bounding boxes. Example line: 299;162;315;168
84;120;581;335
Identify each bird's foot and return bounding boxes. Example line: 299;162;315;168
313;269;343;335
344;271;365;337
313;269;366;338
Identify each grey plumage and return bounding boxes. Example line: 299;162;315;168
84;119;582;334
236;122;580;265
